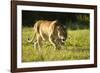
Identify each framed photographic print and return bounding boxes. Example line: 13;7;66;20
11;0;97;73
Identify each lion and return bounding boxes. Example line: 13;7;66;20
28;20;67;49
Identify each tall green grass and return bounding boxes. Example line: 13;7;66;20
22;27;90;62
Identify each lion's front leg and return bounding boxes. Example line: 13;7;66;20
49;35;57;50
55;38;62;49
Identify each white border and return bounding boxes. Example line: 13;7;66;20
17;5;94;68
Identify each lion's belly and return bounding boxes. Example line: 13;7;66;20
40;28;54;41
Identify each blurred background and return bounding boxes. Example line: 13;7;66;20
22;10;90;30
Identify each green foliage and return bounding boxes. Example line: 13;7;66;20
22;27;90;62
22;11;89;29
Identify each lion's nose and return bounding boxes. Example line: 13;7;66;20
62;39;65;43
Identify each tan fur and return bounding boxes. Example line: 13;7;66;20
28;20;66;49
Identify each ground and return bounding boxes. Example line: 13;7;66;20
22;27;90;62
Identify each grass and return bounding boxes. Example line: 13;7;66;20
22;27;90;62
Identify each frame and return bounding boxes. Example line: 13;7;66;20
11;0;97;73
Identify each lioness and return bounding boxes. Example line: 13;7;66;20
28;20;67;49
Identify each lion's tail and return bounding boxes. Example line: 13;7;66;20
27;20;40;43
27;28;36;43
27;33;36;43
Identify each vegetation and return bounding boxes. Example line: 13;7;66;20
22;10;89;29
22;27;90;62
